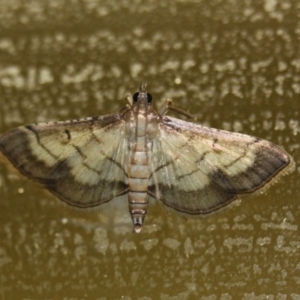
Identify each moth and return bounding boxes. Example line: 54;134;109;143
0;84;295;233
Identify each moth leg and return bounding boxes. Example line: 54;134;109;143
158;99;172;115
118;95;132;114
158;99;194;119
119;103;131;114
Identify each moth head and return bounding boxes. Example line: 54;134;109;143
132;82;153;105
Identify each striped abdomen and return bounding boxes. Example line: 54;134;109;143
127;111;152;233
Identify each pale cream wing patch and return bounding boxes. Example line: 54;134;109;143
149;116;294;215
0;114;128;207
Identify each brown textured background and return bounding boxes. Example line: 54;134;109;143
0;0;299;299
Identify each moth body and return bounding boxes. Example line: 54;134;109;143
125;87;157;232
0;83;295;233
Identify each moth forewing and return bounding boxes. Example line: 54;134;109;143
149;116;294;216
0;84;295;233
0;115;129;208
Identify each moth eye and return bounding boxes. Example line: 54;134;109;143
147;93;152;103
133;92;139;102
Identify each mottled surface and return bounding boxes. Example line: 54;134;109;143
0;0;299;299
